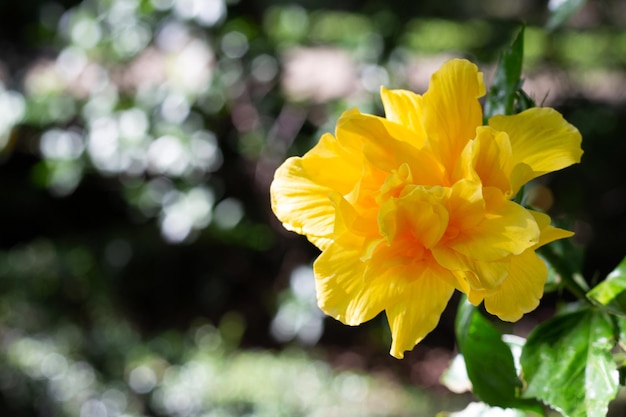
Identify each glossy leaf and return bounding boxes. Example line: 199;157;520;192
546;0;587;31
613;315;626;379
484;27;524;120
587;256;626;316
521;308;619;417
455;300;543;414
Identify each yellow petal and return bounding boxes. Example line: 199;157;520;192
446;179;485;233
509;163;535;198
344;159;388;220
301;132;363;194
380;87;427;145
376;163;414;205
453;137;480;184
448;188;539;260
488;107;583;192
270;156;336;249
432;245;511;290
338;108;418;150
483;249;547;321
378;185;449;248
528;210;575;248
385;259;456;358
471;127;514;194
363;240;426;284
314;243;391;326
422;58;486;173
329;191;376;250
467;287;485;306
337;111;445;185
271;129;371;249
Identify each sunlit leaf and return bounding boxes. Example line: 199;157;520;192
521;308;619;417
546;0;587;31
484;27;524;120
455;300;543;414
587;256;626;316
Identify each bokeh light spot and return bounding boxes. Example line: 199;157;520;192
213;198;244;229
40;129;85;160
128;365;157;394
221;31;249;59
70;16;102;49
251;54;279;83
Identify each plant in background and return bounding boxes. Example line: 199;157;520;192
271;24;626;417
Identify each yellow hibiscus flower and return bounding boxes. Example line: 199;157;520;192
270;58;583;359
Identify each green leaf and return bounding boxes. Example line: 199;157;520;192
484;27;524;120
546;0;587;31
538;232;588;299
542;253;561;293
616;316;626;348
521;308;619;417
514;88;536;113
587;256;626;316
455;300;543;414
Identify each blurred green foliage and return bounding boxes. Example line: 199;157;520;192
0;0;625;415
2;319;434;416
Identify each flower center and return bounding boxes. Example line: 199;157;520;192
444;224;460;240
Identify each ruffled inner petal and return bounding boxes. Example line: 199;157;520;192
447;188;539;261
432;245;511;290
379;184;449;249
445;179;485;233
